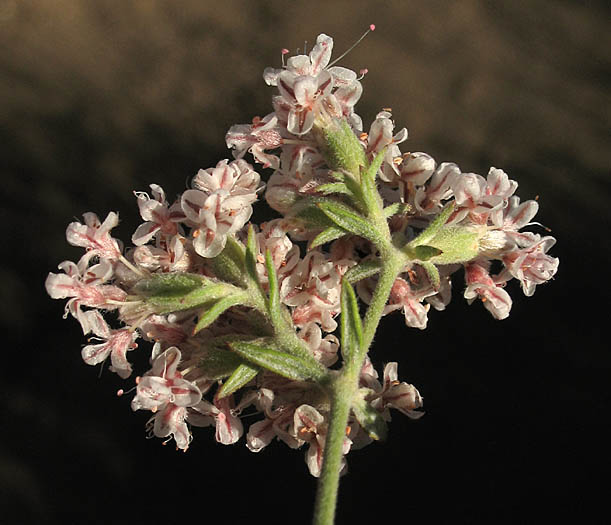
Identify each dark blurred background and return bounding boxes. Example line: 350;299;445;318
1;1;609;523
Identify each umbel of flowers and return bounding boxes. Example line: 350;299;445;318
46;32;558;524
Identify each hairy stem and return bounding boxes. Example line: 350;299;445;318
313;247;404;524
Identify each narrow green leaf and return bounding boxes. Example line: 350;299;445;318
310;225;348;249
408;201;455;247
217;363;260;399
316;182;353;197
265;248;282;326
420;261;441;290
383;202;411;219
134;273;207;297
244;225;259;283
291;197;337;229
344;259;382;284
352;388;388;441
135;273;241;314
317;201;381;244
193;292;248;334
340;279;363;362
362;148;386;186
229;341;327;382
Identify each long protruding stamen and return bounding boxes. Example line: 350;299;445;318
327;24;376;68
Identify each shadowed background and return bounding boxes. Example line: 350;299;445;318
1;1;609;523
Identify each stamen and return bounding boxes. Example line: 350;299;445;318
119;255;146;278
281;48;289;67
328;24;376;68
357;68;369;80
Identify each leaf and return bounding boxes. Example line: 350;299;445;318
229;341;327;382
135;273;240;315
317;201;381;244
404;245;443;262
316;182;353;197
420;261;441;290
244;224;260;285
194;344;244;380
352;388;388;441
134;273;207;297
340;279;363;361
362;148;386;187
217;363;260;399
309;225;348;249
322;119;367;174
408;201;455;248
344;259;381;284
193;292;248;334
265;248;282;326
383;202;411;219
291;197;338;229
212;236;246;286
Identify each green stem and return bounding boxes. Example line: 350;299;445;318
313;250;404;525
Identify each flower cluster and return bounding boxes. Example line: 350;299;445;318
46;33;557;475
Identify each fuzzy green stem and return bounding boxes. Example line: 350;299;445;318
313;248;404;525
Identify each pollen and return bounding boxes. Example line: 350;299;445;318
193;229;201;238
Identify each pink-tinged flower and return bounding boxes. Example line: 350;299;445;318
263;34;334;86
280;251;343;332
131;347;202;412
415;162;461;213
65;212;122;263
501;236;559;296
399;152;436;186
188;395;243;445
498;195;539;230
278;69;334;135
132;235;191;273
464;261;512;319
364;111;408;183
299;323;340;366
80;311;138;378
451;173;504;219
373;363;424;420
384;276;437;330
45;258;126;333
148;404;191;451
291;404;351;478
253;220;300;285
264;34;362;135
131;346;202;451
245;389;301;453
132;184;185;246
226;113;283;169
265;144;326;213
181;159;261;257
138;314;190;346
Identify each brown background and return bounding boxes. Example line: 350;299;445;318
1;1;609;523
